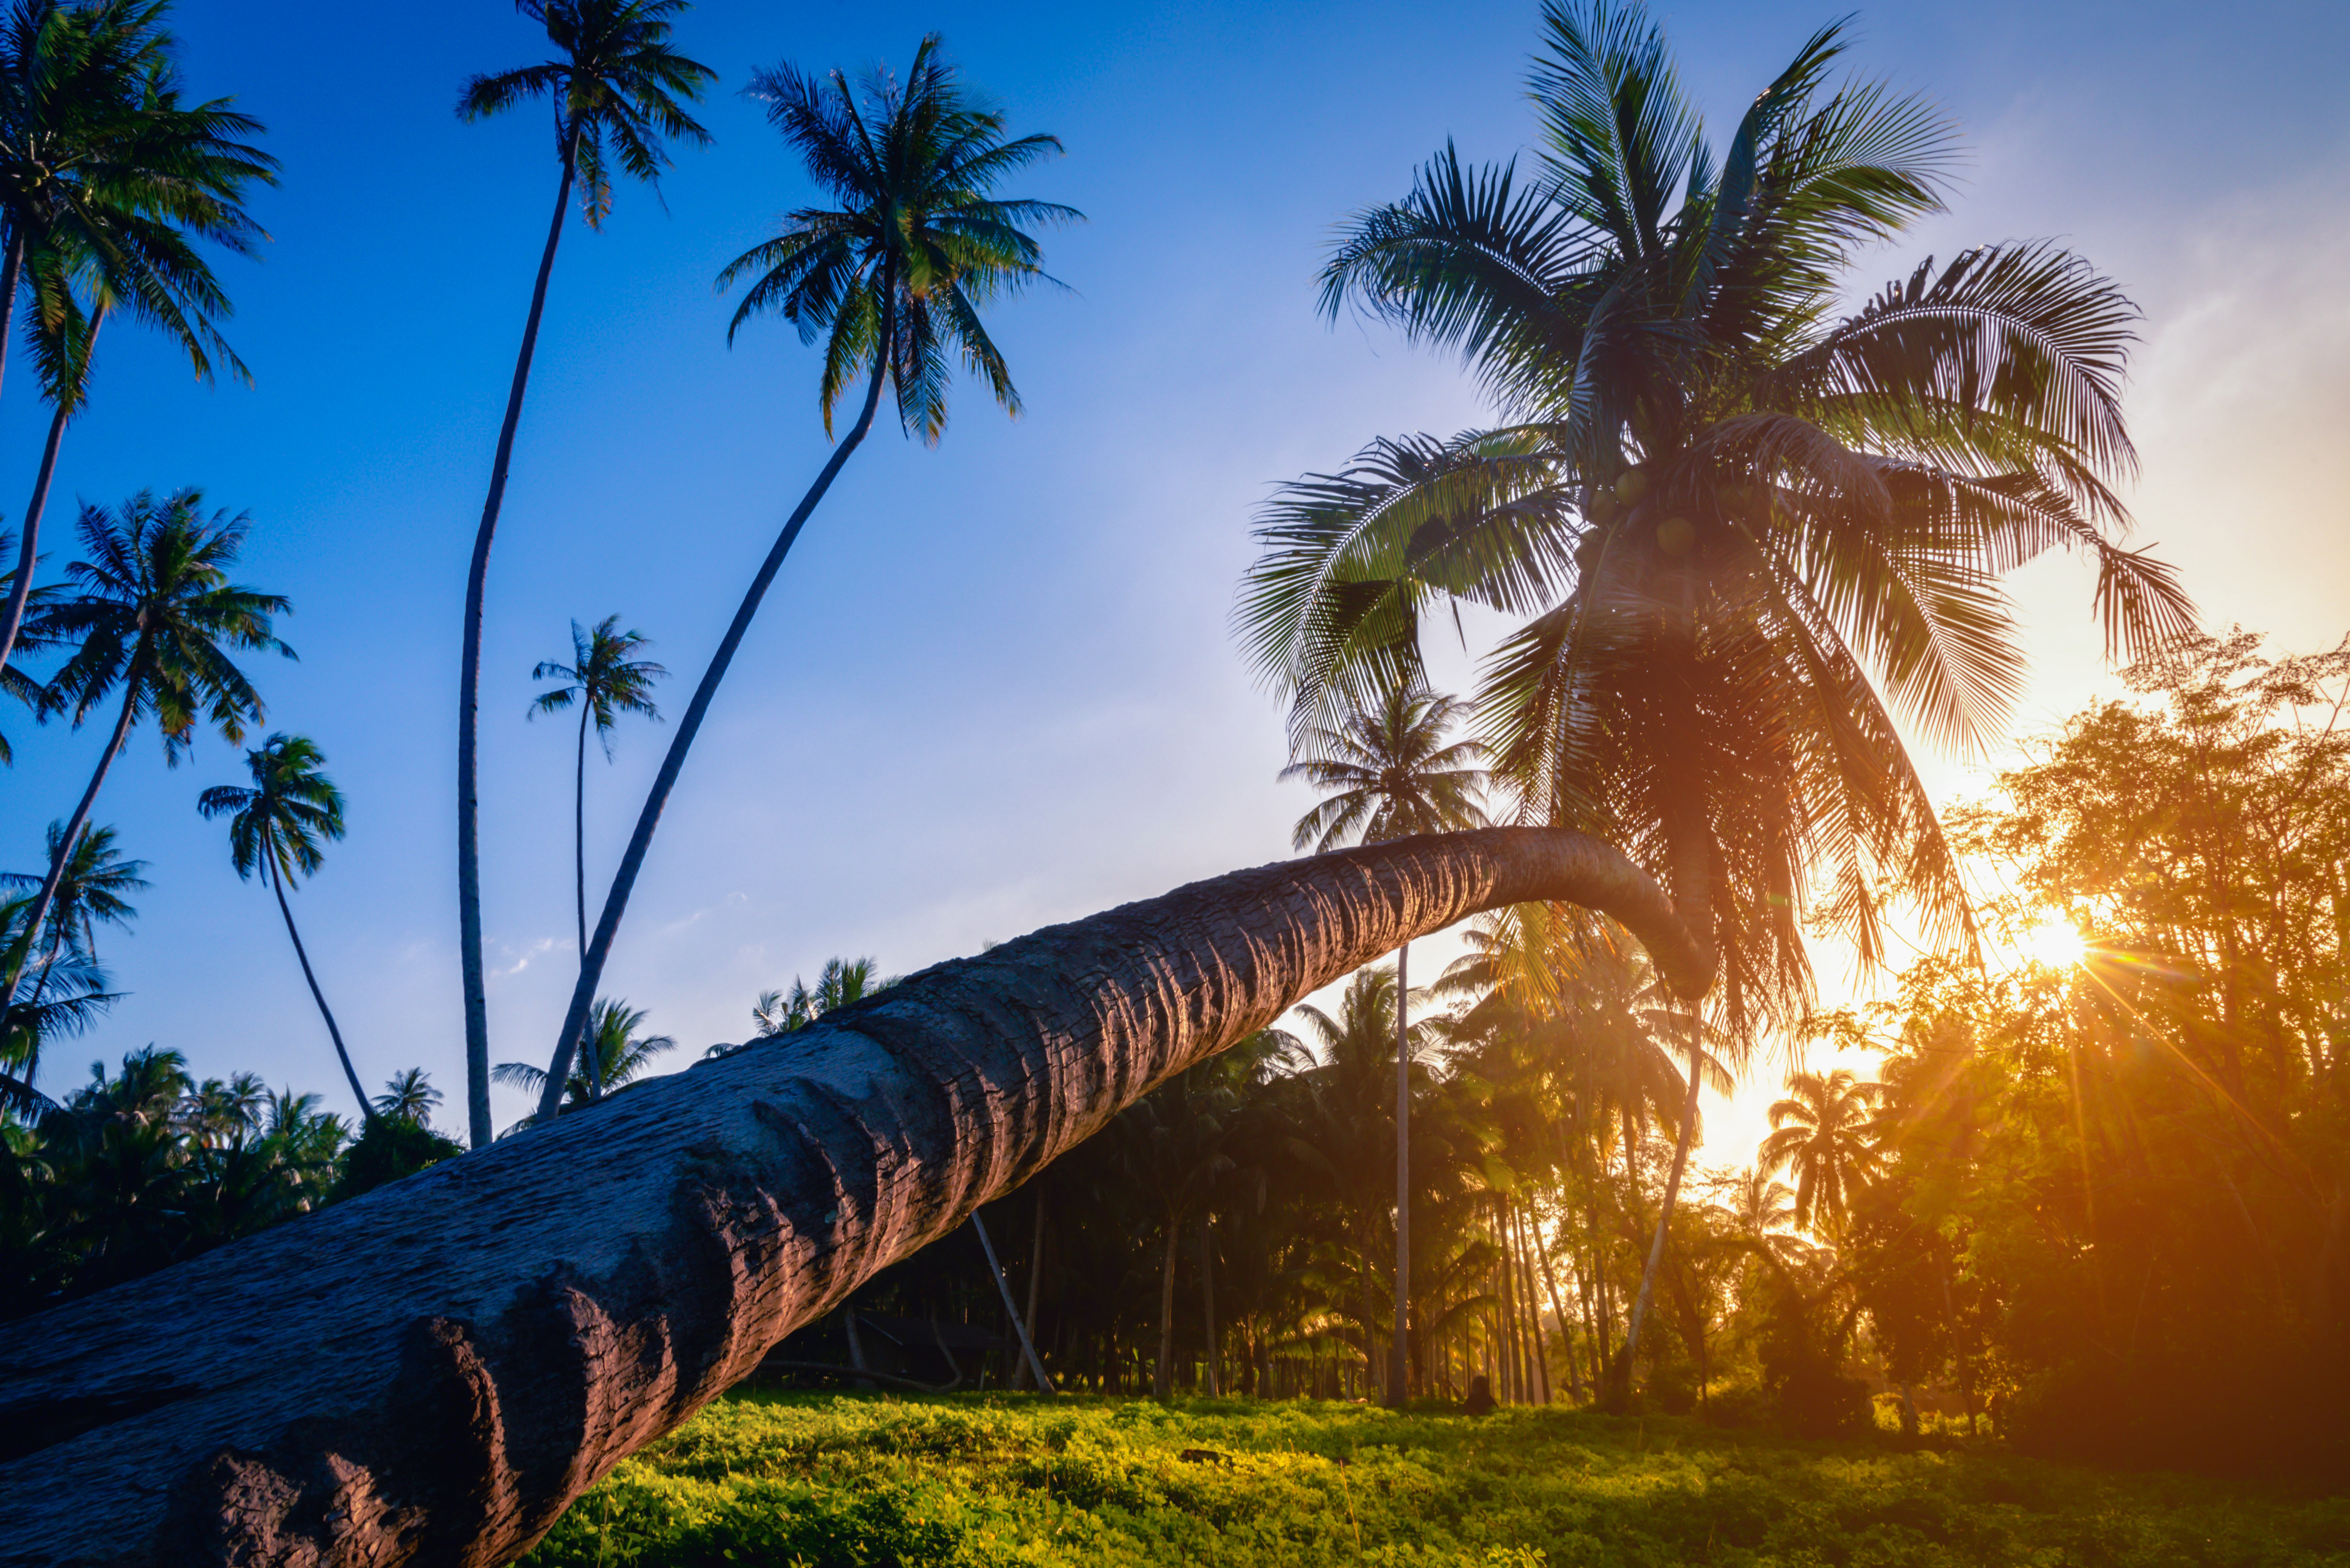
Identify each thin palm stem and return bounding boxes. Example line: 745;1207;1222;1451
459;128;580;1150
0;310;98;676
1389;938;1410;1405
539;287;898;1114
3;656;140;1003
269;854;370;1120
0;227;21;406
1616;1008;1703;1398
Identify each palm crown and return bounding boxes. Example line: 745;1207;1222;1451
1239;1;2194;1038
195;733;344;886
717;34;1080;440
0;820;143;959
530;615;664;749
457;0;713;228
1758;1065;1882;1236
1282;683;1489;853
495;997;673;1111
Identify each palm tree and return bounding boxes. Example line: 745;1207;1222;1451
749;956;893;1038
196;734;366;1118
1758;1067;1882;1238
0;819;141;1089
5;490;288;1009
373;1067;442;1127
539;36;1078;1118
0;893;115;1109
529;616;665;1016
0;0;275;676
453;0;713;1151
1239;0;2190;1396
0;526;56;762
495;996;673;1118
1284;681;1485;1403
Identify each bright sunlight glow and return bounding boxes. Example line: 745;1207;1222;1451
2023;919;2088;969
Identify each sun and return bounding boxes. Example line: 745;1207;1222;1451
2022;919;2086;969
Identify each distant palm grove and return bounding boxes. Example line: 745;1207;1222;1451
2;4;2346;1560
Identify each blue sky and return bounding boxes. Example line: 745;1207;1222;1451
6;0;2346;1143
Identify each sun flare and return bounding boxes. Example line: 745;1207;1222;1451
2023;919;2087;969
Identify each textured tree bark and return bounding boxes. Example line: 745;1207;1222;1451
0;826;1704;1568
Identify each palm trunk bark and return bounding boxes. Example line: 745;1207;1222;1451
0;308;99;680
1154;1218;1180;1399
458;129;580;1151
1617;1016;1705;1404
573;704;598;1101
0;227;23;405
538;287;901;1117
268;856;373;1121
1388;938;1409;1406
0;827;1704;1567
2;653;140;1006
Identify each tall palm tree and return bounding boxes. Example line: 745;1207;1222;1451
1285;681;1485;1403
6;490;288;1008
0;819;142;1085
1239;0;2190;1395
539;37;1078;1118
453;0;712;1150
196;734;365;1118
529;615;664;991
495;997;672;1118
0;0;274;676
1758;1066;1882;1238
0;891;116;1108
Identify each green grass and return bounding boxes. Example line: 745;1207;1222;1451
520;1391;2350;1567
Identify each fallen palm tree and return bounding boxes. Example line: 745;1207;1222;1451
0;828;1706;1567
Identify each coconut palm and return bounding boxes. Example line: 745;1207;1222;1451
196;734;365;1118
496;997;673;1117
0;0;275;676
1284;681;1484;1402
1758;1067;1882;1238
453;0;713;1151
748;956;894;1039
1240;0;2189;1397
0;820;141;1090
0;527;55;762
539;36;1078;1118
0;894;114;1111
6;490;288;1010
373;1068;441;1127
529;615;665;997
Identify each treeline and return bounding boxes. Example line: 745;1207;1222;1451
788;635;2350;1476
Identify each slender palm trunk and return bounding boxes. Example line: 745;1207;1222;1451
1532;1211;1582;1402
2;657;140;1004
539;290;899;1113
268;856;371;1120
1617;1017;1705;1401
1199;1210;1219;1396
459;130;580;1150
572;703;600;1101
0;309;99;679
0;227;24;405
1154;1217;1180;1398
1012;1189;1047;1390
1389;939;1410;1405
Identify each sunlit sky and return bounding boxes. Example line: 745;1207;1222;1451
5;0;2345;1159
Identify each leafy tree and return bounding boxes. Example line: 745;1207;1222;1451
0;0;274;675
373;1067;441;1126
495;996;673;1120
530;614;665;1093
1757;1066;1881;1238
541;36;1079;1118
1239;0;2190;1398
453;0;713;1151
748;956;894;1039
197;733;366;1117
7;490;288;1009
0;821;138;1097
1284;681;1486;1402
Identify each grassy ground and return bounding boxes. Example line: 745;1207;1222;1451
519;1391;2350;1567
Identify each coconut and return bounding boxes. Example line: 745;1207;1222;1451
1655;516;1696;555
1584;490;1619;524
1615;466;1652;505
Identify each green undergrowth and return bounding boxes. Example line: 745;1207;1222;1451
519;1391;2350;1568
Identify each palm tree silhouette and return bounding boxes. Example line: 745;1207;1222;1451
452;0;712;1149
373;1067;442;1127
197;734;367;1119
539;36;1078;1118
1759;1067;1883;1238
0;0;275;675
7;490;289;1009
495;997;673;1118
529;615;665;1027
748;956;893;1038
0;820;137;1097
1241;0;2192;1398
1284;681;1485;1403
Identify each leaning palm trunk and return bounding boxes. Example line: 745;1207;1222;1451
266;856;371;1120
0;310;99;678
0;827;1703;1566
457;128;581;1151
0;652;141;1005
539;288;900;1118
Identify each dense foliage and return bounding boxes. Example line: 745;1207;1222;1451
518;1392;2350;1567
